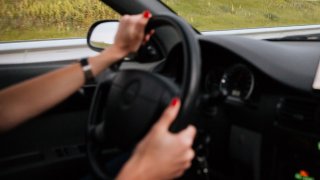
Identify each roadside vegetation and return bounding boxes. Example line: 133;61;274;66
1;0;320;41
0;0;119;41
163;0;320;31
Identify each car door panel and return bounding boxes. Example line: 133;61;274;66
0;60;94;179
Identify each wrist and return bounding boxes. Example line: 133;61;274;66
87;45;128;76
79;58;94;83
106;45;129;62
116;153;151;180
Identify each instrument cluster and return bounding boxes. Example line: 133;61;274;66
204;63;255;101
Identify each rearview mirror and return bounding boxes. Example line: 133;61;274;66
87;20;119;52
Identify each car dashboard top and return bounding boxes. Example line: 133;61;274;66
159;36;320;131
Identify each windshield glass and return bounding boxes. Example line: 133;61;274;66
162;0;320;31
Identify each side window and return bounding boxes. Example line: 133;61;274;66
0;0;119;42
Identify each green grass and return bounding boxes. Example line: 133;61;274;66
0;0;119;41
163;0;320;31
1;0;320;41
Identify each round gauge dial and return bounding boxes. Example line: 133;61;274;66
220;64;255;100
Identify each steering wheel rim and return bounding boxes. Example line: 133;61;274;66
87;14;201;179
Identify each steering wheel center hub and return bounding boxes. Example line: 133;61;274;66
122;80;140;106
96;70;179;149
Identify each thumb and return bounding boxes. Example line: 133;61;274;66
177;125;197;146
156;97;181;129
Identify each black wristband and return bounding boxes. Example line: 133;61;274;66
79;57;94;83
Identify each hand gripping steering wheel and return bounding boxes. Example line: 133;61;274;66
87;14;201;179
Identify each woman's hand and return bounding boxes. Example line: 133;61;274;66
113;10;152;57
99;11;152;63
90;11;153;75
117;98;197;180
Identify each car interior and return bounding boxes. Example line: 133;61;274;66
0;0;319;180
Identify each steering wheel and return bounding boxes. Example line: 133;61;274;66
87;14;201;179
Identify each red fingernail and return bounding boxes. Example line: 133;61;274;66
143;10;151;18
171;98;179;107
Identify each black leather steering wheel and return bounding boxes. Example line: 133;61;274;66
87;14;201;179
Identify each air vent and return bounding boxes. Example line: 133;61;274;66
277;98;318;124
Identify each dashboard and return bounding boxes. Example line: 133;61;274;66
157;37;320;180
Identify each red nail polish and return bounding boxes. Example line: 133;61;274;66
143;10;151;18
171;98;179;106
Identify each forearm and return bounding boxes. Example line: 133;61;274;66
89;45;126;76
0;63;84;132
116;154;152;180
0;46;126;132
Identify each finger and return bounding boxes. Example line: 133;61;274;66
173;170;185;179
177;161;192;171
142;35;150;45
155;97;181;129
183;149;195;161
143;10;152;19
143;34;151;44
177;125;197;146
142;30;155;44
149;29;155;35
130;12;152;47
145;29;155;40
183;161;192;169
135;10;152;29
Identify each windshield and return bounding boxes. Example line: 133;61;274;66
162;0;320;31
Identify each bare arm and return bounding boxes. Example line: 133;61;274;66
0;46;125;132
0;13;150;132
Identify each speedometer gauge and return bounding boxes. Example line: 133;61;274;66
220;64;255;100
